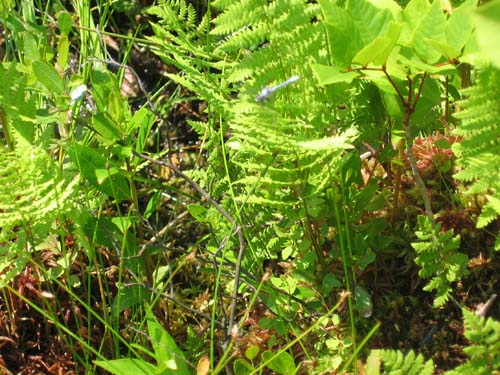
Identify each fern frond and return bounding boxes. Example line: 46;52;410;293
365;349;433;375
0;145;78;286
412;216;467;307
453;66;500;250
445;309;500;375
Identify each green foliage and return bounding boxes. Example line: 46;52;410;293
234;350;298;375
95;310;191;375
453;67;500;249
2;0;499;373
364;349;433;375
0;145;78;287
412;216;467;307
0;47;80;288
363;309;500;374
445;309;500;375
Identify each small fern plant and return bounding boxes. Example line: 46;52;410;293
0;60;79;286
445;308;500;375
362;308;500;374
312;0;475;307
363;349;433;375
453;66;500;250
412;216;468;307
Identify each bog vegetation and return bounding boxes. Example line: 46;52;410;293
0;0;499;374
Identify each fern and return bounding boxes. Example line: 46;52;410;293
363;310;500;375
453;67;500;250
364;349;433;375
0;145;78;286
412;216;468;307
444;309;500;375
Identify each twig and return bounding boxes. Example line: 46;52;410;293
475;294;497;317
134;152;247;339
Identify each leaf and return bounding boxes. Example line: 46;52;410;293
94;358;156;375
347;0;395;45
312;64;360;86
352;21;401;66
365;350;433;375
146;310;190;375
23;31;39;63
188;204;208;222
401;0;446;64
111;283;151;316
133;107;156;153
92;113;123;144
262;350;297;375
317;1;361;68
355;285;373;318
472;0;500;70
144;190;163;220
57;34;70;70
233;359;254;375
445;0;475;54
32;60;65;95
67;142;130;200
245;345;260;361
57;11;73;35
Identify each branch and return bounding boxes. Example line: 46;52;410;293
134;152;247;339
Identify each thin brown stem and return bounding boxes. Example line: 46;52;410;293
134;152;246;340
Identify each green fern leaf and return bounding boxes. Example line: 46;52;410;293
444;309;500;374
453;66;500;249
365;349;433;375
0;145;78;286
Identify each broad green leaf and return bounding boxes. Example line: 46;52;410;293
111;283;151;316
233;359;254;375
472;0;500;69
57;11;73;35
347;0;395;45
401;0;446;64
32;60;65;95
381;91;404;119
245;345;260;361
362;70;400;95
92;70;117;112
312;64;360;86
427;40;461;61
262;351;297;375
322;273;342;295
57;34;69;69
67;142;130;200
317;1;361;68
188;204;208;222
133;107;156;153
23;31;39;63
445;0;476;54
412;78;441;122
397;51;456;75
146;311;190;375
352;22;401;66
355;285;373;318
111;215;139;233
144;190;162;219
92;113;123;144
368;0;402;19
94;358;156;375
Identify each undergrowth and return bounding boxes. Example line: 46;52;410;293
0;0;499;374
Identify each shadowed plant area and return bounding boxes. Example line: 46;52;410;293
0;0;499;374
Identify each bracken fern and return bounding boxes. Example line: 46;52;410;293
453;66;500;250
0;145;78;286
